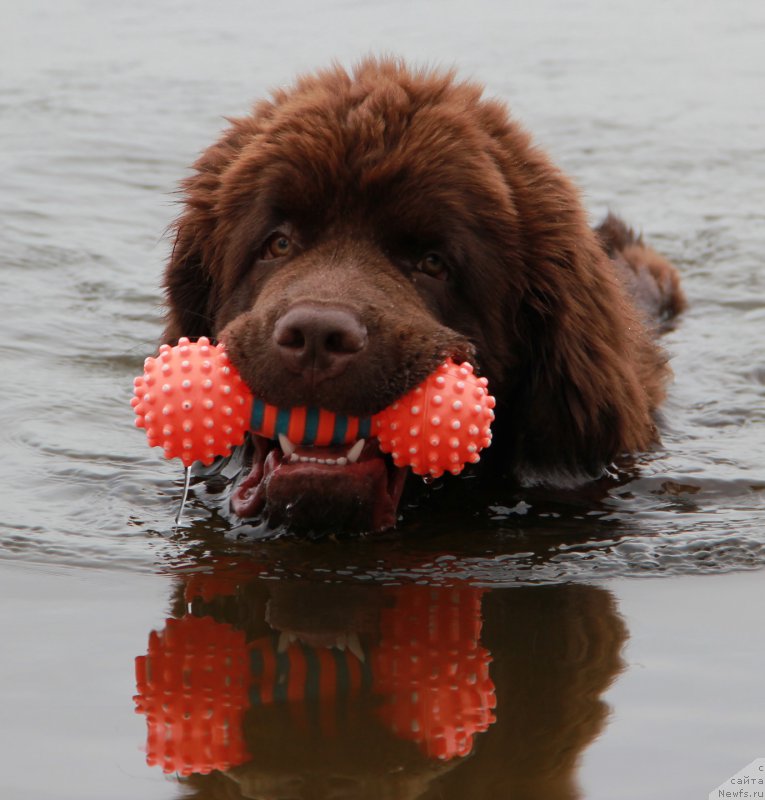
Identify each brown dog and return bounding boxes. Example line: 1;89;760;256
162;58;684;533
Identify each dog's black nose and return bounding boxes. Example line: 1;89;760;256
273;303;368;383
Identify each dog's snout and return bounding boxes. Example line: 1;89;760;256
273;303;368;383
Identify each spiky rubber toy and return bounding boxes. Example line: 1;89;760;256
132;337;495;477
131;337;252;467
374;361;493;478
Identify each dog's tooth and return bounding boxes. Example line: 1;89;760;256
336;456;348;466
335;633;347;651
289;452;299;463
277;632;291;654
346;439;365;464
278;433;295;456
346;632;365;663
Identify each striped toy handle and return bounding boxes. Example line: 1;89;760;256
250;399;373;447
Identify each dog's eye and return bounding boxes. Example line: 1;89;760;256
416;253;448;279
262;233;293;260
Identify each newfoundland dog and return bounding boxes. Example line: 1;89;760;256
162;58;684;533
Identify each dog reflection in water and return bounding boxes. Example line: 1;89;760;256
134;565;626;799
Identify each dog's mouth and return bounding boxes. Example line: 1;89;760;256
231;433;409;533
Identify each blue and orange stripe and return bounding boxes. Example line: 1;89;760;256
250;399;372;446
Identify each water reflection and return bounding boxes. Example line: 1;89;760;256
135;563;626;799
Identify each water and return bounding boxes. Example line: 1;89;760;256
1;0;764;797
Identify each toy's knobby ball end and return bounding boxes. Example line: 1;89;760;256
131;337;253;467
374;359;495;479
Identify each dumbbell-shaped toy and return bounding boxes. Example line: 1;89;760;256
131;337;495;479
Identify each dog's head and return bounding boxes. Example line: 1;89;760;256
163;59;663;533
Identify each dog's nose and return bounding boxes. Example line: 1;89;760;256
273;304;368;383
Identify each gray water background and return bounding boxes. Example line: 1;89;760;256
0;1;764;798
2;0;764;580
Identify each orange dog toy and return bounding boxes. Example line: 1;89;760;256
132;337;495;478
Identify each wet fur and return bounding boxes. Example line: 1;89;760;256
163;57;684;489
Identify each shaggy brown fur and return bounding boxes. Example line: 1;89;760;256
596;212;686;327
162;58;684;531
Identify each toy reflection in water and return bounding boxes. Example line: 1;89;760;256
133;562;626;799
135;579;494;774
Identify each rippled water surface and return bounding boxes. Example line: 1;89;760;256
1;0;763;798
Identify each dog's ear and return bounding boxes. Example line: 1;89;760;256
509;238;669;479
162;221;215;344
161;118;257;344
483;116;670;479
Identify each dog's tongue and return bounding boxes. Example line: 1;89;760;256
231;438;406;533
